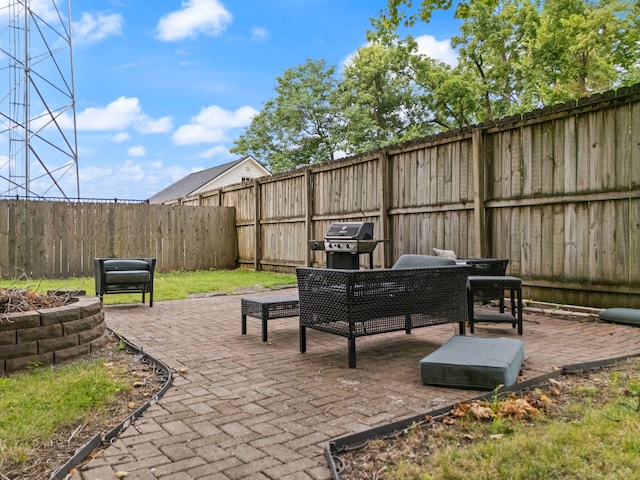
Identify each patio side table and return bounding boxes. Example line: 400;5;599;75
241;294;300;342
467;276;523;335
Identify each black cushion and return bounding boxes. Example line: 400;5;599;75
105;270;151;284
103;259;150;271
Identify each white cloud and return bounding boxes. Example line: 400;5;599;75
156;0;232;42
64;97;172;134
73;12;123;45
137;116;174;134
415;35;457;66
127;145;147;157
198;145;233;159
0;0;59;23
74;97;142;131
252;27;269;42
173;105;258;145
79;160;202;200
112;132;130;143
341;35;458;70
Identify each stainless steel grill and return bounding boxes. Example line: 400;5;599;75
323;222;374;253
310;222;380;269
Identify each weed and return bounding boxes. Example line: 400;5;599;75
116;338;127;352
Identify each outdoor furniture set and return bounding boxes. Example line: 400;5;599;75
241;254;524;380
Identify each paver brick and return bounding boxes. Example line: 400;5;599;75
73;289;640;480
148;456;207;476
187;456;241;477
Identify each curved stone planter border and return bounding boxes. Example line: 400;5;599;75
50;329;173;480
1;296;107;374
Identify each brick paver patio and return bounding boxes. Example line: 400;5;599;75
74;288;640;479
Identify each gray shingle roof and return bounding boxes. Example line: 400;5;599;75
148;157;246;204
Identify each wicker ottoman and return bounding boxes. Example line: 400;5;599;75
419;336;524;390
241;294;300;342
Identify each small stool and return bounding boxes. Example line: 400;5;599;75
467;276;523;335
419;336;525;390
241;294;300;342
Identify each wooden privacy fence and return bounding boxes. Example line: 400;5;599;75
0;201;237;279
181;85;640;309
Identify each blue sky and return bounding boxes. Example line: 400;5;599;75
2;0;460;200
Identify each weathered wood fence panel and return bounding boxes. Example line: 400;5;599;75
481;89;640;307
259;174;307;271
177;85;640;308
0;202;237;278
388;137;476;262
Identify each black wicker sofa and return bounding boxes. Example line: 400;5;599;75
296;264;473;368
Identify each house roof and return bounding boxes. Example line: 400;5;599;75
148;156;252;204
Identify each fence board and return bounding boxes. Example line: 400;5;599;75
0;202;236;278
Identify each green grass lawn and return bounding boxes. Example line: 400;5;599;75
0;268;297;305
0;357;133;471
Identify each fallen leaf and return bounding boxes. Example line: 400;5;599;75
469;403;493;419
499;398;539;418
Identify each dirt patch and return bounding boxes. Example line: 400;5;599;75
0;333;167;479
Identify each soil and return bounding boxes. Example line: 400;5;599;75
0;332;167;480
337;357;640;479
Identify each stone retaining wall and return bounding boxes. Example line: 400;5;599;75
0;296;108;374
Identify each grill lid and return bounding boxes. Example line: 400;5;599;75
324;222;373;240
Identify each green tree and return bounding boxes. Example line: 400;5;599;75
384;0;640;117
531;0;640;105
451;0;541;119
335;29;435;153
231;59;342;172
409;54;484;128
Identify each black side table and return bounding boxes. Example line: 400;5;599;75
467;276;523;335
241;294;300;342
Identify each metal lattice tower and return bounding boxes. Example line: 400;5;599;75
0;0;79;199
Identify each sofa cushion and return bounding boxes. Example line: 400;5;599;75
433;248;457;260
103;259;150;271
105;270;151;284
599;308;640;327
420;336;524;390
391;254;456;269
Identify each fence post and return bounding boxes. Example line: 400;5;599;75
304;169;313;267
472;128;488;258
253;179;262;271
379;150;392;268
